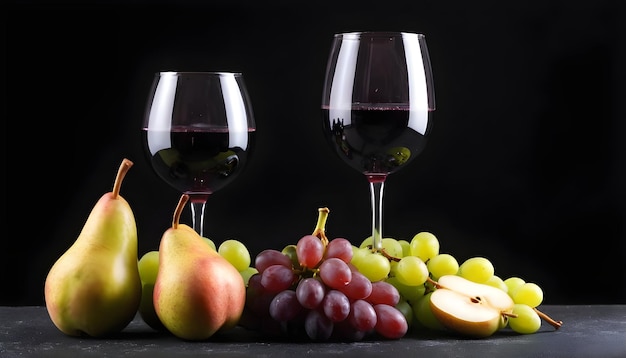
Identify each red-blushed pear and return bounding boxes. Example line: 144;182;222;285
153;194;246;341
44;158;141;337
429;275;515;338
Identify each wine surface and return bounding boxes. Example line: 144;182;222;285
322;107;431;175
142;127;255;194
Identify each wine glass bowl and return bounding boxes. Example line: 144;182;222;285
321;32;435;251
142;72;256;237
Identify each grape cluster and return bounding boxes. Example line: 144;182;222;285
237;208;562;339
353;233;562;335
240;208;409;341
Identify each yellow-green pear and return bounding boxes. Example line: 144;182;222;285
154;194;246;341
44;158;141;337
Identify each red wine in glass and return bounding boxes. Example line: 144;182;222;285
321;106;432;177
321;32;436;252
142;72;256;237
141;127;255;197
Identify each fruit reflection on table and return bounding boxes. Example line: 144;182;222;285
43;158;562;342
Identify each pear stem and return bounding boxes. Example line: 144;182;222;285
112;158;133;199
311;207;330;247
534;307;563;330
172;194;189;230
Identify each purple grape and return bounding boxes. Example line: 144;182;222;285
319;258;352;290
255;249;293;273
322;290;350;322
367;280;400;306
339;270;372;300
270;290;303;322
373;304;408;339
305;309;333;341
324;238;353;263
296;277;326;309
349;299;377;332
296;235;324;269
261;264;296;292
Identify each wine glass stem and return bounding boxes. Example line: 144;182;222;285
369;179;385;252
190;201;207;237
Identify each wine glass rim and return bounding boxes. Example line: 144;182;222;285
335;31;426;39
158;71;243;76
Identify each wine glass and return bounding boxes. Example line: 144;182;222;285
142;71;256;237
321;32;436;252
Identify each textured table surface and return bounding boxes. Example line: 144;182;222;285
1;305;625;357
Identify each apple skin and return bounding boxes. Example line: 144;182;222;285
429;275;514;338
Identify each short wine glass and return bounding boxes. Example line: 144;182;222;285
142;71;256;237
321;32;436;252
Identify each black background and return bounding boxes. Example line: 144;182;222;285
4;0;625;306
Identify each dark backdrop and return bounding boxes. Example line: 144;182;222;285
4;0;625;306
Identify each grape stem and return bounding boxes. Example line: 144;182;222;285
363;245;402;262
534;307;563;330
311;207;330;248
427;277;441;288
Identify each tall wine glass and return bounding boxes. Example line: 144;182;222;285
142;72;256;237
321;32;436;252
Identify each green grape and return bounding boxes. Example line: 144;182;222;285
352;251;390;282
459;256;494;283
423;278;436;293
382;238;404;258
504;276;526;293
485;275;508;292
413;292;446;331
510;282;543;307
202;237;216;251
389;260;399;277
281;244;300;269
398;239;412;257
385;276;426;303
409;232;440;262
239;266;259;286
137;250;165;331
138;250;160;284
427;253;459;280
508;303;541;334
359;236;374;249
499;314;510;330
394;256;429;286
351;246;370;264
218;239;251;271
395;298;415;327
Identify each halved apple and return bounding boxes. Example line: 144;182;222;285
429;275;514;338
